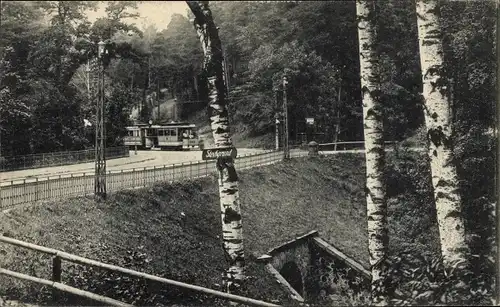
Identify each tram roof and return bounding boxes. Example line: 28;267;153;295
126;122;196;129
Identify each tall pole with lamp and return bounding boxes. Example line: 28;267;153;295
283;75;289;159
95;40;108;200
274;89;280;151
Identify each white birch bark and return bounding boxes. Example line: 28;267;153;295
187;1;245;294
356;1;388;304
416;0;469;266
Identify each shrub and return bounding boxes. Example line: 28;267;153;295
373;253;494;306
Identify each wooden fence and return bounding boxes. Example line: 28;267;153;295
0;236;280;307
0;150;307;210
317;141;396;151
0;146;129;172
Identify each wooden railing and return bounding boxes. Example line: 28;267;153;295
0;150;300;210
0;236;280;307
0;268;131;307
316;141;397;151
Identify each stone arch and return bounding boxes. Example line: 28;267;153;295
280;261;304;297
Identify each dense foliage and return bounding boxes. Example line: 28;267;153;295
0;1;203;157
2;1;493;150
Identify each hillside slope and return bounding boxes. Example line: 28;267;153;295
0;153;440;306
186;108;275;149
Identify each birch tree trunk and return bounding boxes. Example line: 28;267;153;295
416;0;469;266
356;1;388;304
186;0;245;294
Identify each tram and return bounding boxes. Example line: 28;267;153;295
124;121;203;151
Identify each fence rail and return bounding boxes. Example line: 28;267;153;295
3;140;393;210
0;150;308;210
317;141;396;151
0;236;280;307
0;268;132;307
0;146;129;172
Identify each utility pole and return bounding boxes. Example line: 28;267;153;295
86;58;91;103
333;85;342;152
157;79;161;122
148;56;151;91
274;89;280;151
174;98;177;121
95;40;107;201
283;75;289;159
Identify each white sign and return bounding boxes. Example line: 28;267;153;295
306;117;314;125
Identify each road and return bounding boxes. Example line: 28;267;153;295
0;147;426;209
0;146;426;185
0;150;284;210
0;148;266;184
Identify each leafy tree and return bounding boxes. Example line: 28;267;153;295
152;14;203;108
374;0;425;141
0;1;45;156
440;0;496;287
247;41;340;140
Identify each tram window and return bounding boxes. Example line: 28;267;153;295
158;130;164;136
127;131;134;136
170;129;176;136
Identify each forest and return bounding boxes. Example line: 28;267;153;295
0;1;495;154
0;0;497;305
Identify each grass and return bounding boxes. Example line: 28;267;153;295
240;155;368;263
0;154;369;306
0;151;445;306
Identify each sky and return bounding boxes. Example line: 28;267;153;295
85;1;190;31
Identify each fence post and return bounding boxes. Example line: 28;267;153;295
133;168;136;188
52;255;62;301
153;166;156;182
108;170;112;191
172;164;175;182
190;161;192;179
82;173;86;196
23;179;26;203
144;167;147;187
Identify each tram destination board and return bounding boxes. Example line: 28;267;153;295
202;146;237;160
